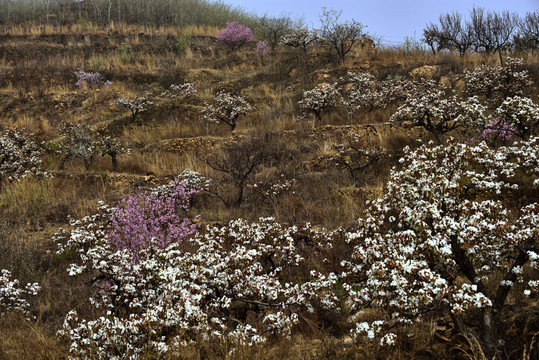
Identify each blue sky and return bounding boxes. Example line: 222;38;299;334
226;0;538;45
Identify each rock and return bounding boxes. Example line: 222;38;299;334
343;336;354;347
439;76;451;88
454;79;466;93
410;65;441;80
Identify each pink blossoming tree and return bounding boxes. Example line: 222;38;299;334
217;21;254;50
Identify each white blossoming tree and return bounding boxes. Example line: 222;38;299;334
279;28;319;60
491;95;539;139
298;83;340;121
343;138;539;358
202;91;253;130
340;72;406;118
0;269;40;317
115;96;153;122
390;79;486;144
464;57;534;108
161;82;197;108
0;128;47;183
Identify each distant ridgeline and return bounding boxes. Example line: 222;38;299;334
0;0;257;27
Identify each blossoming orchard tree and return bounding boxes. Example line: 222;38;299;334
279;28;319;60
115;96;153;122
0;128;47;183
339;71;406;117
464;57;534;108
0;269;39;318
57;122;128;172
217;21;254;51
490;95;539;139
298;82;340;121
342;138;538;358
202;90;253;130
389;79;486;144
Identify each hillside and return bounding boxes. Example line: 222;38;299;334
0;19;538;360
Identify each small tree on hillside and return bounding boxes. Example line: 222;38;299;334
259;14;294;54
161;82;197;108
202;91;253;131
298;82;340;121
57;122;98;170
204;136;271;208
318;7;366;65
0;128;47;182
57;122;128;172
217;21;254;51
389;80;485;144
97;135;129;172
279;27;319;61
115;96;153;123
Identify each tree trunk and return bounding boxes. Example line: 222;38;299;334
498;48;504;66
432;131;443;145
111;153;118;172
481;311;497;359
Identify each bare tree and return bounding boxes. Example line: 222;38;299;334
438;11;474;57
259;14;294;54
517;12;539;51
205;136;275;208
470;7;518;65
318;7;366;65
422;22;443;54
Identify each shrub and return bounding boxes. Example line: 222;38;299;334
217;21;254;50
175;33;191;55
74;69;111;89
256;40;269;57
328;133;388;182
343;138;539;357
480;118;515;143
0;128;47;182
